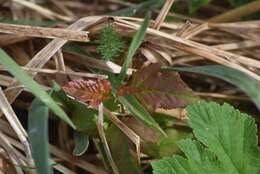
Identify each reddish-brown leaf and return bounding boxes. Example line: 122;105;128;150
62;79;112;107
129;63;195;112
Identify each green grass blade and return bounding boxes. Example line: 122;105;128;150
118;13;150;84
28;99;53;174
0;49;75;128
165;65;260;110
118;95;165;136
0;18;57;26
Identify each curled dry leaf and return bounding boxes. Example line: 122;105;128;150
62;78;112;108
126;63;195;112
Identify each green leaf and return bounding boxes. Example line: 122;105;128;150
0;49;75;128
106;124;143;174
108;0;164;17
28;99;53;174
188;0;211;14
152;139;223;174
118;95;165;135
118;13;150;84
152;101;260;174
73;131;89;156
166;65;260;110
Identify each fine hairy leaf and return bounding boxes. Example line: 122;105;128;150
152;101;260;174
0;49;75;128
98;25;124;60
28;99;53;174
167;65;260;110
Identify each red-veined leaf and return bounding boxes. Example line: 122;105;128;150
62;79;112;108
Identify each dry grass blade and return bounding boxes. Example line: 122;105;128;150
176;23;209;39
0;35;30;47
194;92;250;101
64;52;135;75
0;23;89;42
0;87;34;170
213;40;260;50
0;66;107;79
0;131;24;174
50;145;108;174
54;50;68;84
97;104;119;174
11;0;73;22
114;18;260;82
153;0;175;30
209;21;260;40
155;108;187;120
208;0;260;22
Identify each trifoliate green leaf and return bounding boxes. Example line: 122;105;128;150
97;25;124;60
152;101;260;174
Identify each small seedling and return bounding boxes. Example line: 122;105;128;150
98;24;124;61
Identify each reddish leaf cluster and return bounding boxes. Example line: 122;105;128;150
62;64;195;111
62;79;112;108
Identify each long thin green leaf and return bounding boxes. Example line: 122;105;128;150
0;18;57;26
0;49;75;128
118;14;150;84
118;95;165;136
165;65;260;110
28;99;53;174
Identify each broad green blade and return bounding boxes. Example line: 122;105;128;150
165;65;260;110
73;131;89;156
0;49;75;128
118;13;150;84
28;99;53;174
118;95;165;135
